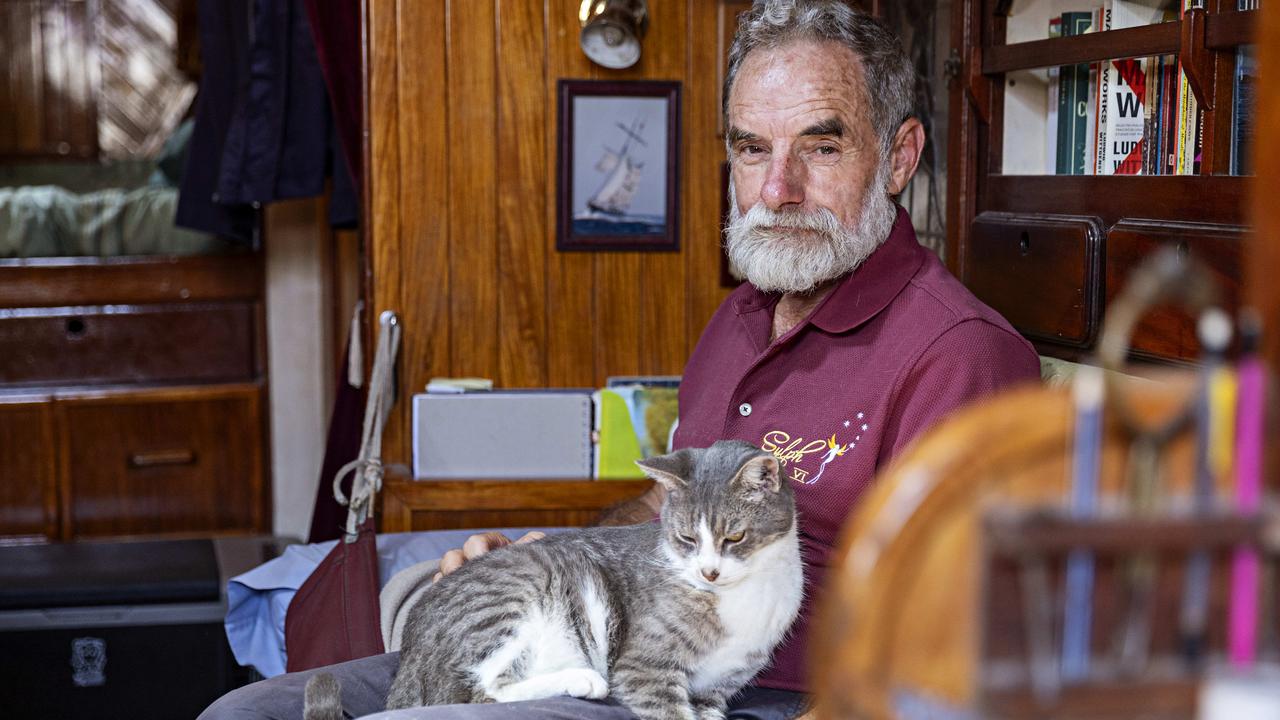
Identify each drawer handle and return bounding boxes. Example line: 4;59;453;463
128;449;197;468
65;317;86;337
1019;230;1031;256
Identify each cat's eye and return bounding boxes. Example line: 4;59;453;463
676;533;696;546
723;531;745;544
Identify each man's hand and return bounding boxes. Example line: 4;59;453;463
431;530;545;582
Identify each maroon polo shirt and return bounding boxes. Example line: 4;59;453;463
673;206;1040;692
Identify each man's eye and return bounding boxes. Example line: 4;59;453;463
723;531;745;543
815;145;838;155
740;144;766;155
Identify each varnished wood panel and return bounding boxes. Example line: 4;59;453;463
496;0;548;388
61;384;265;537
544;0;599;388
1106;220;1246;362
0;398;57;540
0;302;256;386
381;476;653;533
368;0;406;462
638;0;688;375
366;0;740;466
0;0;97;159
0;254;262;309
447;0;500;382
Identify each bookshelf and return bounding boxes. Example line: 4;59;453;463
946;0;1257;363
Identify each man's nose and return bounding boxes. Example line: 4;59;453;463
761;154;804;211
701;567;720;582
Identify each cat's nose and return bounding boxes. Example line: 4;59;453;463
701;568;720;582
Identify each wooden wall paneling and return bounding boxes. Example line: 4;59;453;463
42;0;96;157
687;2;732;355
3;2;47;156
545;0;598;387
448;0;500;381
637;0;688;376
397;0;450;407
367;0;406;462
496;0;548;388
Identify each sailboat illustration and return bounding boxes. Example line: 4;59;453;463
573;116;664;236
587;118;647;216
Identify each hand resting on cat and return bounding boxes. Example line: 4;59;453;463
303;440;803;720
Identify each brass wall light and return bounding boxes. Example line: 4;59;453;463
578;0;649;69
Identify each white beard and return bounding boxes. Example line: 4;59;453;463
723;160;898;295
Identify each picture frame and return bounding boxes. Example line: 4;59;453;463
556;79;681;252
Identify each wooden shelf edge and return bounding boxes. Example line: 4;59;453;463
382;477;653;511
985;22;1178;74
982;175;1249;226
983;10;1256;75
0;253;263;308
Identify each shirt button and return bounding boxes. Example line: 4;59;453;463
738;403;752;417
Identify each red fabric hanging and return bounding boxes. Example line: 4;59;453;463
284;516;384;672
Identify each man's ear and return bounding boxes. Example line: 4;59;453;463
635;448;695;492
885;117;926;195
733;453;781;493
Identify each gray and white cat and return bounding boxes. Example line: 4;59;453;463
306;440;802;720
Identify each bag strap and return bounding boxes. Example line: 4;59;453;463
333;310;401;542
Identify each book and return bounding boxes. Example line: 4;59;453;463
1094;0;1167;175
1091;5;1113;175
1057;12;1096;175
1232;42;1257;175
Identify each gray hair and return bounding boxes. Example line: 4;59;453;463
723;0;916;152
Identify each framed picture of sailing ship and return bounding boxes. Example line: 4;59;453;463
557;79;681;251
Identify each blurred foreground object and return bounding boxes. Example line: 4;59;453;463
812;251;1274;719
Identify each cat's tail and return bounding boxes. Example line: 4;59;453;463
303;672;344;720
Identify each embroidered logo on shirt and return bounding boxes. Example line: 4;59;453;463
761;412;869;485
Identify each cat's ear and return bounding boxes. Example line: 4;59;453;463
733;453;781;493
635;449;694;492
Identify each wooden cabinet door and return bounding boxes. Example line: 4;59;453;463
62;386;266;537
0;398;58;540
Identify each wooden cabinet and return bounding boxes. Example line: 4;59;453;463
947;1;1257;363
0;255;270;542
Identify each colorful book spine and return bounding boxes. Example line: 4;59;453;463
1092;5;1113;175
1057;12;1096;175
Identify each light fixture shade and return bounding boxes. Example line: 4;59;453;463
578;0;648;69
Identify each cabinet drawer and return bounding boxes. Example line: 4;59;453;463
63;387;265;537
1106;220;1246;362
965;213;1105;347
0;303;256;386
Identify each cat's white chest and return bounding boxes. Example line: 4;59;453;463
689;531;803;695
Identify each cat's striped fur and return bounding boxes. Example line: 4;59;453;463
307;440;802;720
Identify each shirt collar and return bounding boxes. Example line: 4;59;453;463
732;205;926;335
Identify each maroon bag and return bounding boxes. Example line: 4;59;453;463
283;311;400;672
284;516;384;671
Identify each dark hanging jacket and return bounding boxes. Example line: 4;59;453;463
176;0;357;245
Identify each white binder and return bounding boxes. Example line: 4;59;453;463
411;391;595;479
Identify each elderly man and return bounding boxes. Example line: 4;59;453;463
200;2;1038;719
